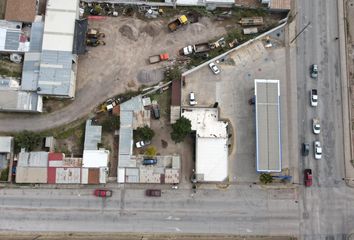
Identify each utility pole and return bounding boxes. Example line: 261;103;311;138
290;21;311;44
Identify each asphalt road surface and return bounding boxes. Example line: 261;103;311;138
296;0;354;239
0;186;300;235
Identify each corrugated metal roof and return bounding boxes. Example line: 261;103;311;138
0;136;13;153
55;167;81;184
18;151;48;167
119;127;133;156
48;152;64;161
37;50;74;97
120;96;143;111
15;167;47;183
29;21;44;52
84;120;102;150
5;31;20;50
21;52;40;91
255;79;281;172
0;90;42;112
269;0;291;10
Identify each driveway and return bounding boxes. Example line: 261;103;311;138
0;16;226;133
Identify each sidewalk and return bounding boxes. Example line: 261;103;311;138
340;0;354;187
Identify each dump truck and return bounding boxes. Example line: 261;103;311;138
182;42;211;55
239;17;264;26
149;53;169;64
168;15;188;31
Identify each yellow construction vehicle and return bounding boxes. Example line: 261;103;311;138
168;15;188;32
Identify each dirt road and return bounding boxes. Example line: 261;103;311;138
0;16;226;132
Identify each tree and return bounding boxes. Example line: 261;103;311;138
145;146;157;157
170;117;192;143
14;130;42;152
136;125;155;141
259;173;273;184
102;116;120;132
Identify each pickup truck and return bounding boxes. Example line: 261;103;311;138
310;89;318;107
182;42;211;55
149;53;169;64
304;169;312;187
146;189;161;197
168;15;188;32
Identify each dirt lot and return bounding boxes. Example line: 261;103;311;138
78;16;226;91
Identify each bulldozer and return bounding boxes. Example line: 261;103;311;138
86;38;106;47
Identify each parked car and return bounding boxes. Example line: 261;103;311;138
142;159;157;165
152;105;160;119
146;189;161;197
312;118;321;134
310;64;318;79
304;169;313;187
310;89;318;107
94;189;112;197
209;62;221;74
135;140;151;148
189;92;197;106
313;141;322;160
302;143;310;156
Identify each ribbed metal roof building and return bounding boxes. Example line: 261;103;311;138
255;79;281;172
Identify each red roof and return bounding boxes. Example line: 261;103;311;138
171;78;181;106
160;53;169;60
48;153;64;161
47;167;56;184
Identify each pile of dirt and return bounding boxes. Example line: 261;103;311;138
187;23;207;35
141;21;163;37
137;69;164;84
119;23;140;41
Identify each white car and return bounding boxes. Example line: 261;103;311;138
312;118;320;134
313;141;322;160
135;140;151;148
209;62;220;75
189;92;197;106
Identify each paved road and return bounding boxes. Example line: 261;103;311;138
296;0;354;239
0;185;300;235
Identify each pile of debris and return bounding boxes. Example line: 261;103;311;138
86;28;106;47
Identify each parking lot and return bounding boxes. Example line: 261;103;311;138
182;27;290;182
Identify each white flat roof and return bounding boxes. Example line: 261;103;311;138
182;107;229;182
82;149;109;168
42;0;78;51
0;136;13;153
196;137;228;182
255;79;281;172
182;108;228;138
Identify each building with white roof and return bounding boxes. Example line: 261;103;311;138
182;108;229;182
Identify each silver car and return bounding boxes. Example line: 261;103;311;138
209;62;221;75
313;141;322;160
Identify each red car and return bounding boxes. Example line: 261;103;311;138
146;189;161;197
94;189;112;197
304;169;313;187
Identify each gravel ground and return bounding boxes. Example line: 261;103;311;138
0;15;226;132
